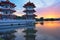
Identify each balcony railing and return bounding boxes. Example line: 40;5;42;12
0;6;15;10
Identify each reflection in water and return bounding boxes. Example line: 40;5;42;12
36;21;60;40
0;30;16;40
0;21;60;40
23;23;37;40
40;21;44;25
23;28;37;40
0;23;36;40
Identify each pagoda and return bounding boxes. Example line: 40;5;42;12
0;0;16;19
23;1;36;19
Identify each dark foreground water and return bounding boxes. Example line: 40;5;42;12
0;21;60;40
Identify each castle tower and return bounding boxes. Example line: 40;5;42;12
23;1;36;19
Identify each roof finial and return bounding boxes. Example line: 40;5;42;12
29;0;30;2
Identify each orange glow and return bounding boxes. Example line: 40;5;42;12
36;21;60;36
44;21;60;27
36;14;58;19
13;13;60;18
43;14;57;18
36;12;60;18
13;9;60;18
36;21;60;28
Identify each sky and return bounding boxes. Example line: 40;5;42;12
10;0;60;18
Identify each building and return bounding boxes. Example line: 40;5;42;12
23;1;36;19
0;0;36;33
0;0;16;19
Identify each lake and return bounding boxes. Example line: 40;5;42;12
0;21;60;40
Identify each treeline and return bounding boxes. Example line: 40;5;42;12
36;17;60;21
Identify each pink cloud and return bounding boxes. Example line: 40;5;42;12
35;3;60;18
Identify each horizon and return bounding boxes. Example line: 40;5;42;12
10;0;60;18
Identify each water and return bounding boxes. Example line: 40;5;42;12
35;21;60;40
0;21;60;40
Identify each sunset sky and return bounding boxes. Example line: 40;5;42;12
10;0;60;18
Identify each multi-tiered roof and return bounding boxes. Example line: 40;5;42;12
23;1;36;8
0;0;16;19
23;1;36;19
0;0;16;7
0;0;16;14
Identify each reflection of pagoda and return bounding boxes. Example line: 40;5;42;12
0;30;16;40
23;1;36;19
23;28;37;40
22;13;37;40
0;0;16;19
